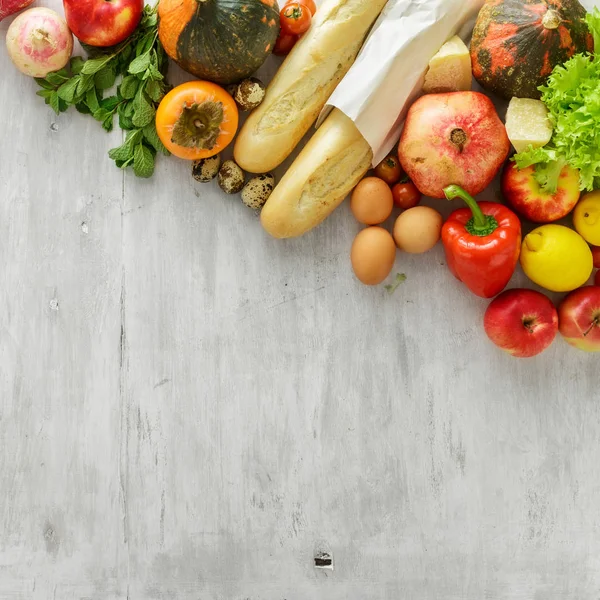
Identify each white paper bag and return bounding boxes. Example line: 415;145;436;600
320;0;486;166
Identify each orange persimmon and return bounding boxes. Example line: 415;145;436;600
156;81;239;161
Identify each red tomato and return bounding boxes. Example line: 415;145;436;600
374;155;402;185
280;2;312;35
273;32;298;56
595;270;600;287
287;0;317;15
392;181;422;210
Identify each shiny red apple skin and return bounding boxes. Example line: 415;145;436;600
63;0;143;47
501;162;580;223
484;288;558;358
398;92;510;199
558;286;600;352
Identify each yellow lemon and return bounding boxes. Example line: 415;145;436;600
520;224;593;292
573;191;600;246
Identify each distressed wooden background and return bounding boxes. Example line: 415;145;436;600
1;1;600;598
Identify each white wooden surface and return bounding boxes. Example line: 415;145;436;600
1;2;600;598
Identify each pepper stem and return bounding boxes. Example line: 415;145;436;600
444;184;498;237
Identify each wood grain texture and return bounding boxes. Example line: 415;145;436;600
1;2;600;598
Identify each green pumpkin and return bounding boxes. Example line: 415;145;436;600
470;0;593;100
158;0;280;85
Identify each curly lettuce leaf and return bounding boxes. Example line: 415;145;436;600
513;8;600;193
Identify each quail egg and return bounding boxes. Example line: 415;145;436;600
218;160;245;194
192;154;221;183
241;174;275;210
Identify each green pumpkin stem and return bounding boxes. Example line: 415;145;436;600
171;101;224;150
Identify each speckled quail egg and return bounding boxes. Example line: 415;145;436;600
192;154;221;183
235;78;266;111
241;174;275;210
218;160;245;194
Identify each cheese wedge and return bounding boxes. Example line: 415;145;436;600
423;35;472;94
505;97;553;154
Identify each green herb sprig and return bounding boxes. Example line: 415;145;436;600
35;4;170;178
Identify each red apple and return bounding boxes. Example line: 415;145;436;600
398;92;510;199
559;286;600;352
484;288;558;358
595;271;600;286
63;0;143;47
592;246;600;269
501;162;580;223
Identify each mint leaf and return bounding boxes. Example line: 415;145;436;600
75;103;92;114
95;65;117;90
143;123;170;155
81;54;115;75
146;79;164;102
70;56;86;75
128;52;151;75
102;114;114;132
35;78;55;91
36;89;54;100
120;75;140;100
119;113;134;130
132;89;155;127
77;73;95;96
133;143;155;178
49;92;61;115
86;87;100;114
100;96;121;111
57;77;80;103
46;72;68;86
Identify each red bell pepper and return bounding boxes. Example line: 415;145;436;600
442;185;522;299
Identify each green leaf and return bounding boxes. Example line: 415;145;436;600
35;78;55;91
77;74;95;96
46;71;69;86
145;79;163;102
57;77;81;103
133;143;155;178
128;51;152;75
102;114;114;132
86;87;100;114
49;92;61;115
70;56;86;75
120;75;140;100
384;273;407;294
36;89;54;99
148;60;164;81
143;123;170;156
101;96;122;111
132;89;155;128
119;113;134;130
81;54;115;75
109;142;134;163
108;129;143;162
95;65;117;90
75;102;92;114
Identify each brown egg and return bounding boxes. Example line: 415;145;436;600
350;177;394;225
351;227;397;285
393;206;443;254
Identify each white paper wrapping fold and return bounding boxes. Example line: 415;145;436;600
320;0;486;166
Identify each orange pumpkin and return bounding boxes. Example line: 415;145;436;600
155;81;239;161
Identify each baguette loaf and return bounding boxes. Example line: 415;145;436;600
233;0;387;174
260;108;373;238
